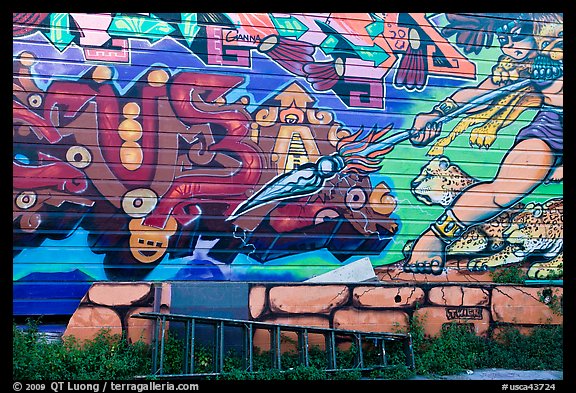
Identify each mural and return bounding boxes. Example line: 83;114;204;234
13;13;562;317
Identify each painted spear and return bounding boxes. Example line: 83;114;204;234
227;77;534;221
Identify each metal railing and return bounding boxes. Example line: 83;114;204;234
131;311;415;378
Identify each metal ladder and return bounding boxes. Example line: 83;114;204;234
131;311;415;378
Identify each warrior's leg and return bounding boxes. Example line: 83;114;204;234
404;139;554;274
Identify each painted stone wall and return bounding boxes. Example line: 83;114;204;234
63;282;171;343
14;13;562;331
63;282;562;351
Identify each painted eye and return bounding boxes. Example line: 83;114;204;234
122;188;158;218
284;113;299;124
66;146;92;168
15;191;37;210
345;187;367;210
541;41;550;49
314;208;340;225
370;183;396;215
27;94;43;108
438;157;450;171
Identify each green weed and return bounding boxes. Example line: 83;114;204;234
13;317;562;380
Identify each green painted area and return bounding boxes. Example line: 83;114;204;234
320;32;389;66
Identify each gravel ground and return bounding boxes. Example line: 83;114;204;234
410;368;563;380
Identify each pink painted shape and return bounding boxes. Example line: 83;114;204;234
70;13;112;47
344;76;384;109
344;57;386;79
206;26;250;67
84;39;129;63
224;13;277;43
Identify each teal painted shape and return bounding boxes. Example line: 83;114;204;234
320;25;389;67
524;280;563;285
43;13;75;52
230;250;345;282
13;229;107;281
269;14;308;39
355;45;390;66
366;20;385;40
178;13;200;46
109;14;175;43
320;35;340;53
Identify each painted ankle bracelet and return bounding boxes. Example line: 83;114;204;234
430;209;467;244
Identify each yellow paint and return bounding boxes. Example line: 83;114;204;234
129;216;177;264
123;102;141;119
120;141;143;170
118;119;143;142
274;125;320;174
92;66;112;82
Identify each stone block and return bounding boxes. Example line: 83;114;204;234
63;306;122;342
88;283;152;306
159;282;171;308
428;286;490;306
252;315;330;352
353;286;425;308
249;285;267;319
126;306;155;344
333;307;409;333
491;286;563;325
269;285;350;314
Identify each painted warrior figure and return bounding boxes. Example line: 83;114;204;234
403;13;563;274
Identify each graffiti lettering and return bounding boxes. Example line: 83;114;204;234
225;30;262;43
445;307;483;320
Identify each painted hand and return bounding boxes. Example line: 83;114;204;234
409;112;443;146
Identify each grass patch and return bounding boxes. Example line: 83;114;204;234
13;317;562;380
13;319;151;380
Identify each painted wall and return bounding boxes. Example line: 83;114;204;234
13;13;562;321
63;281;563;346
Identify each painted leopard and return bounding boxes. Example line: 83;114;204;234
447;202;526;254
411;156;477;207
409;157;562;279
464;198;563;279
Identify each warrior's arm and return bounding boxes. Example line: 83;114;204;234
409;77;498;145
437;77;501;116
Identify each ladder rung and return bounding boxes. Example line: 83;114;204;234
132;311;415;378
